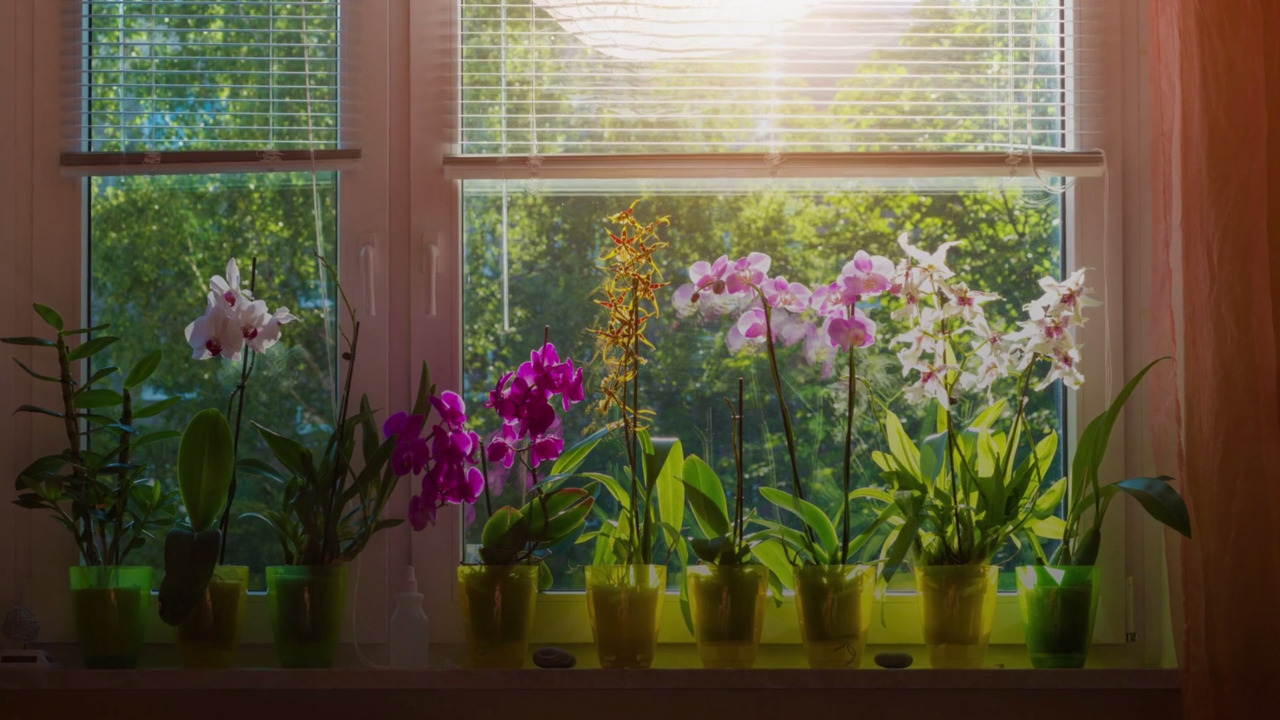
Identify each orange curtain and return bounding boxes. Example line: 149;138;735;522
1150;0;1280;716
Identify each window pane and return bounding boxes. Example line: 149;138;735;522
462;0;1084;154
89;172;338;590
84;0;341;151
462;179;1065;591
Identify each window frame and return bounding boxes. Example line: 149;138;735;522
408;0;1153;654
3;0;400;647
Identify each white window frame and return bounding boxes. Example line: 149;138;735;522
1;0;1175;664
406;0;1167;660
1;0;401;648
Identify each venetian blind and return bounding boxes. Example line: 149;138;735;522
68;0;350;167
460;0;1105;157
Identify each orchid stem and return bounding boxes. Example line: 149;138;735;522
218;256;257;565
758;295;816;548
842;347;856;566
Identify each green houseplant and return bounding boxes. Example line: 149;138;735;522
672;247;898;668
239;260;407;668
394;333;603;668
678;380;777;669
1016;357;1191;668
582;202;686;669
870;237;1087;668
159;257;294;667
5;304;180;668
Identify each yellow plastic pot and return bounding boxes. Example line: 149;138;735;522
458;564;540;669
688;564;767;669
585;565;666;669
793;564;875;669
915;564;999;669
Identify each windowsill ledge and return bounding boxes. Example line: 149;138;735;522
1;645;1180;720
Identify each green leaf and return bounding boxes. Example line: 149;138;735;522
1029;515;1066;540
884;411;921;477
551;426;611;476
520;488;593;542
14;405;63;419
133;396;181;419
411;361;433;417
1071;358;1170;514
654;439;684;548
67;336;120;361
750;539;795;591
1;336;55;347
12;357;59;382
1114;476;1191;538
132;430;181;451
1034;478;1068;519
254;423;317;481
33;304;64;331
124;350;163;389
681;455;730;538
178;409;236;531
59;323;109;337
482;506;524;551
760;486;838;556
74;388;124;409
236;457;287;482
538;561;554;591
82;365;120;390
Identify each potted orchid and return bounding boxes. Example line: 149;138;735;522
389;336;602;669
582;202;686;670
672;249;896;669
158;258;295;668
1016;356;1191;668
5;304;180;668
237;258;411;668
866;236;1094;668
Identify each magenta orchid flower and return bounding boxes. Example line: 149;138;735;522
828;309;877;351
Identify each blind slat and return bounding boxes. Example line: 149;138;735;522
463;0;1101;157
73;0;344;154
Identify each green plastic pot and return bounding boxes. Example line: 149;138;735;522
266;565;347;668
1017;565;1099;669
177;565;249;668
69;566;152;669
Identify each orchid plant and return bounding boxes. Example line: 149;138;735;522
5;304;180;567
239;256;405;566
869;236;1099;578
391;335;602;579
673;248;894;571
586;202;687;570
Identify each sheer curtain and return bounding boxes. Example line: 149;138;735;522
1151;1;1280;716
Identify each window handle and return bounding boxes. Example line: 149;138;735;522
422;232;440;317
359;239;378;317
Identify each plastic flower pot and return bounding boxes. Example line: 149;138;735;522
793;564;876;669
266;565;347;668
69;566;152;669
1017;565;1099;669
688;564;768;669
915;564;999;669
458;564;540;669
585;565;666;669
176;565;249;669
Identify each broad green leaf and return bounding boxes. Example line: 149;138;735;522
884;411;921;477
550;426;611;476
12;357;58;382
681;455;729;538
760;486;838;556
1114;476;1191;537
178;409;235;531
750;539;795;591
33;304;63;331
1033;478;1068;519
131;396;181;419
583;472;631;510
1;336;55;347
540;497;596;546
654;439;684;548
919;432;947;482
124;350;163;389
1071;358;1169;513
482;506;524;550
253;422;316;481
157;527;221;626
1029;515;1066;540
74;388;124;409
520;488;592;541
132;430;180;451
67;336;120;361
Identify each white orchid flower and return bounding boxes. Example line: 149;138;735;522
185;294;246;361
248;307;298;354
1027;268;1100;325
903;360;956;407
941;281;1000;323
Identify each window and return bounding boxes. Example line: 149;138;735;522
446;0;1118;642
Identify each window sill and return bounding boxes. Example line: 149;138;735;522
3;643;1180;720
